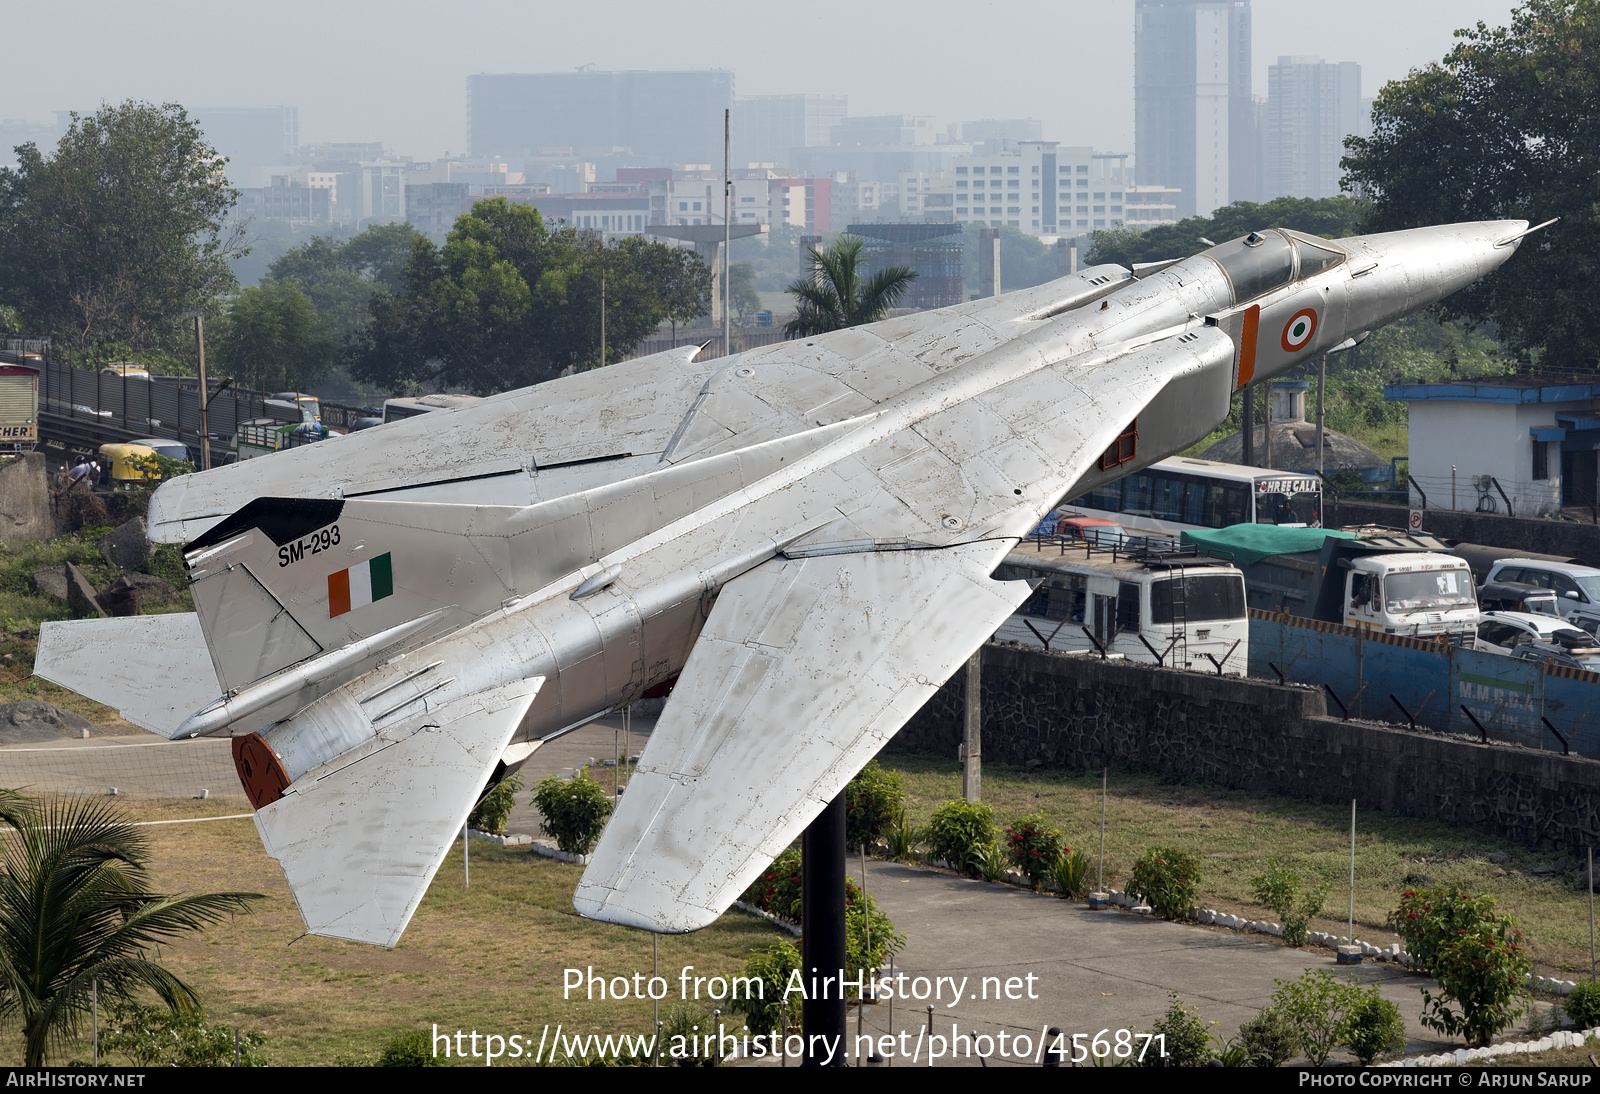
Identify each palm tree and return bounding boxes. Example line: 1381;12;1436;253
0;792;260;1065
784;235;918;338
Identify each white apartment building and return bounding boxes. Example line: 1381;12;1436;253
953;143;1131;238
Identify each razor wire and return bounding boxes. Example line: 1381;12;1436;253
0;737;242;802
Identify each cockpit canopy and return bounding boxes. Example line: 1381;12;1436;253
1201;229;1347;305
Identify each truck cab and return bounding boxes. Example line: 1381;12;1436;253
1342;551;1477;641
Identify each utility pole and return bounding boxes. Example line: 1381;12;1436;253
599;266;606;369
1316;354;1327;476
195;316;211;470
723;108;731;359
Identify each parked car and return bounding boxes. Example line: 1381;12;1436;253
1510;636;1600;671
1474;611;1593;655
1476;580;1561;618
1483;558;1600;632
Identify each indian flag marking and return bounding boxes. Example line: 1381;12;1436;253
329;553;393;618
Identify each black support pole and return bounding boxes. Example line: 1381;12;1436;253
801;792;847;1067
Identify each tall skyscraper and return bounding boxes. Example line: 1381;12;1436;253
1134;0;1253;219
1261;57;1364;200
734;94;847;167
467;72;733;165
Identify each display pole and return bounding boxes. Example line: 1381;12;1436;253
801;793;847;1066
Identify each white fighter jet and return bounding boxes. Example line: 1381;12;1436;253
36;220;1534;945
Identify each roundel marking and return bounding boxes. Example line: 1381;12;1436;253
1281;308;1318;353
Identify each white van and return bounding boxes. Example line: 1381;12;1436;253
1483;558;1600;633
994;540;1249;674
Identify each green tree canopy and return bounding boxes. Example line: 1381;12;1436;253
212;278;338;391
0;101;242;364
1342;0;1600;368
785;235;917;338
268;223;422;340
344;198;710;394
1086;197;1371;268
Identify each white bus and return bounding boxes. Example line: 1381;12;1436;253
1064;456;1322;539
993;539;1250;674
382;394;483;424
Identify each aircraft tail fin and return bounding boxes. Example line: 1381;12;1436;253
34;614;223;738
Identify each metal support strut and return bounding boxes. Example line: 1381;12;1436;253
801;793;847;1066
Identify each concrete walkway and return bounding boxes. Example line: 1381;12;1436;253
754;859;1464;1067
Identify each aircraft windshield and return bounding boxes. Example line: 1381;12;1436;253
1204;231;1295;303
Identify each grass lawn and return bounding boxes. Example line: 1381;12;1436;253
884;754;1600;981
2;797;787;1067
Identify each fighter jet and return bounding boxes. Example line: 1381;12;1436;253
36;220;1533;945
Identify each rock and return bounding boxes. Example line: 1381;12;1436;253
31;566;67;601
64;562;106;618
1404;872;1434;885
1493;867;1507;877
98;517;151;571
0;454;54;546
1488;852;1509;864
95;572;177;617
0;700;94;744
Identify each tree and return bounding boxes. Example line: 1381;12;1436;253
269;223;424;341
212;278;338;391
344;198;711;394
0;792;259;1065
785;235;917;338
1341;0;1600;368
728;263;761;324
1086;196;1370;268
0;101;243;365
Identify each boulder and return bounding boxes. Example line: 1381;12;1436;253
31;566;67;601
0;700;94;744
0;453;54;546
98;517;152;571
65;562;107;618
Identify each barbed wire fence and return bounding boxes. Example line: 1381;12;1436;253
0;738;243;806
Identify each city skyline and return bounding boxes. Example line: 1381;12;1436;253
1;0;1524;163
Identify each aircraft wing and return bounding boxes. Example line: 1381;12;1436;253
253;675;544;947
572;539;1029;932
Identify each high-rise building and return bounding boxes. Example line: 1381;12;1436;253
953;144;1127;237
466;71;733;165
734;94;847;167
961;119;1044;145
1134;0;1253;219
1261;57;1364;200
191;107;299;188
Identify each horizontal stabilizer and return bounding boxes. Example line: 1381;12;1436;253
254;675;543;947
34;615;222;738
573;540;1030;932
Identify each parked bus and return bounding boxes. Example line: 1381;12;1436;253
1063;456;1322;538
382;394;482;424
993;539;1249;674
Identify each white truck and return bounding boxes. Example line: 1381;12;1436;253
1340;550;1478;642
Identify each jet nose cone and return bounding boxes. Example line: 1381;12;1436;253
1346;219;1533;321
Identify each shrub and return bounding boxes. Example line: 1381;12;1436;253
727;941;800;1036
846;879;905;983
1005;810;1063;887
531;767;613;855
976;841;1008;882
844;760;905;852
467;771;523;836
1388;884;1529;1046
1129;846;1201;921
377;1030;441;1067
1564;979;1600;1029
660;1002;716;1067
1137;992;1213;1067
885;810;918;860
738;847;802;920
924;799;998;876
1052;848;1092;899
97;1002;267;1067
1250;859;1328;947
1271;969;1361;1066
1345;987;1407;1065
1237;1004;1298;1067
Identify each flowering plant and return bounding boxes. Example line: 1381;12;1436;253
1129;846;1201;920
1005;810;1063;887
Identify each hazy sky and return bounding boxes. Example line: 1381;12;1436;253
2;0;1523;158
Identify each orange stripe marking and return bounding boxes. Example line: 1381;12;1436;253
329;569;351;617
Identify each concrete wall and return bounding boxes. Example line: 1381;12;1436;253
1327;497;1600;567
1406;399;1562;517
889;641;1600;853
0;453;54;546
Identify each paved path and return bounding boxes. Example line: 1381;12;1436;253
743;859;1464;1067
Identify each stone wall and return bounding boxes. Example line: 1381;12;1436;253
1328;497;1600;565
890;641;1600;853
0;453;54;546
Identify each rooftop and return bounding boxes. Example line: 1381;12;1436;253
1385;376;1600;405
